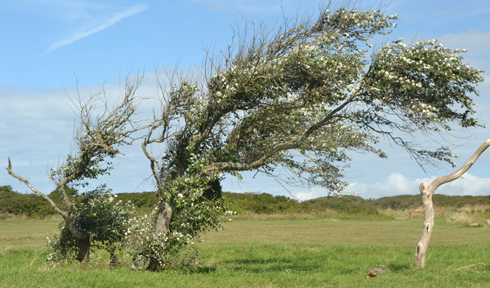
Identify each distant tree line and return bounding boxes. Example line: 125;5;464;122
2;185;490;219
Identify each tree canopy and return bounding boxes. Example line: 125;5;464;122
138;4;484;270
145;5;484;194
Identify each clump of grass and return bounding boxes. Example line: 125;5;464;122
454;204;490;214
447;212;477;225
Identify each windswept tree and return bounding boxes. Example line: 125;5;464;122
136;3;484;270
6;75;145;263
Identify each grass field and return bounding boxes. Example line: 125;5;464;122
1;213;489;287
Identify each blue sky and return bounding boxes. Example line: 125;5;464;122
1;0;489;200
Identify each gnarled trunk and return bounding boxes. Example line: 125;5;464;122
109;249;118;266
145;200;174;271
76;237;90;263
155;201;173;235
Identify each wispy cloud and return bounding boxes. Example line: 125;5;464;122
43;4;148;55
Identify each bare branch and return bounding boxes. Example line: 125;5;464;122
428;139;490;193
6;158;67;218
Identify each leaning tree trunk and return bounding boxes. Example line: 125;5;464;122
414;183;435;269
76;237;91;263
65;217;91;263
414;139;490;269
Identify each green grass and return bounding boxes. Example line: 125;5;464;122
1;215;490;287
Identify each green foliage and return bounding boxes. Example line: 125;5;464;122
5;185;490;220
203;178;223;201
223;192;380;216
304;195;379;215
114;191;157;210
223;192;302;214
123;161;227;270
371;194;490;210
0;185;54;218
46;185;135;263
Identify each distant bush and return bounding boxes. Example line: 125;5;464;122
223;193;380;215
0;186;153;218
302;195;379;215
371;194;490;210
113;191;157;209
3;184;490;218
223;192;302;214
0;185;54;218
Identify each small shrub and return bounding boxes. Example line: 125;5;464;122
46;185;135;263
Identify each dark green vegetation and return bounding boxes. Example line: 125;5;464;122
0;186;155;218
1;217;490;287
0;185;77;218
3;184;490;218
373;194;490;211
224;192;382;218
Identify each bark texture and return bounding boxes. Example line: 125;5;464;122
76;237;91;263
414;139;490;269
155;201;173;235
414;183;434;269
109;249;118;266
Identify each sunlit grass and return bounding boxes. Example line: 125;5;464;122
1;213;490;287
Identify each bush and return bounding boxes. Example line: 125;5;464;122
223;192;302;214
303;195;379;215
372;194;490;211
0;185;80;218
0;186;53;218
46;185;135;263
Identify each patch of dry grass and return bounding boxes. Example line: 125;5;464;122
0;215;60;248
447;212;478;225
454;204;490;214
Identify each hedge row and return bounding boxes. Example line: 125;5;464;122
2;185;490;218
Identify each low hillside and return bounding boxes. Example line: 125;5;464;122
1;185;490;218
372;194;490;210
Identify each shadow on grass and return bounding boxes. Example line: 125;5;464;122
387;262;411;272
215;256;353;274
187;244;418;275
192;266;218;273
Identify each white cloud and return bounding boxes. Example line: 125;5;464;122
295;188;323;201
43;4;148;55
345;172;490;199
416;173;490;196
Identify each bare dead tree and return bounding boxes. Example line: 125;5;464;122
414;139;490;269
